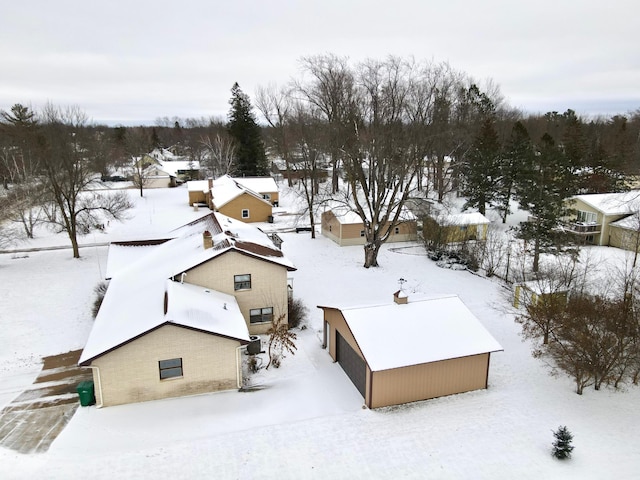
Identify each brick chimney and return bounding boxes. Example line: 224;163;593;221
393;290;408;305
208;177;213;191
203;230;213;249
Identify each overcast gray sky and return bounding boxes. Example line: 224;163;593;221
1;0;638;125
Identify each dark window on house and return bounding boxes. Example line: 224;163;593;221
360;230;365;237
263;194;271;201
159;358;183;379
234;274;251;290
242;209;250;219
394;226;400;234
250;307;273;324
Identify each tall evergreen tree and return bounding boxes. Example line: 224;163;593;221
514;132;576;272
460;117;502;215
227;82;268;176
459;85;502;216
496;121;534;223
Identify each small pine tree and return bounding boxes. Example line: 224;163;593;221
552;425;574;459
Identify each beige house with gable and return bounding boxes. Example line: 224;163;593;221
321;208;418;247
79;212;296;407
187;175;275;223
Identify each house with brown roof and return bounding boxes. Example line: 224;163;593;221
319;293;503;408
79;212;296;407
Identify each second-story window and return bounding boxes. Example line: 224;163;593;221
234;274;251;290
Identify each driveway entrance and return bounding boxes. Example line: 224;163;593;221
0;350;92;454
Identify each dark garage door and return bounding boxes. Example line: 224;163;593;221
336;332;366;397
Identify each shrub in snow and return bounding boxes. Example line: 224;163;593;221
91;281;109;318
288;296;308;329
552;425;574;459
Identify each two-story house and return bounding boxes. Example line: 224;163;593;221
564;191;640;248
78;212;296;407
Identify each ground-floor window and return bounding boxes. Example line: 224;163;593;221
159;358;183;379
250;307;273;324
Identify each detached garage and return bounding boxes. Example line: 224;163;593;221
319;293;503;409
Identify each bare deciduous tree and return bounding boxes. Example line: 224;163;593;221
201;132;236;178
37;104;133;258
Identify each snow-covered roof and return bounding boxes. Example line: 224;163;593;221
324;202;416;225
234;176;278;193
79;277;250;366
610;212;640;230
157;159;200;177
438;212;490;226
105;239;169;279
187;180;209;192
211;175;272;209
106;212;296;280
571;191;640;216
79;211;295;365
321;295;502;372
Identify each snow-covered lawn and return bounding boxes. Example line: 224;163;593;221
1;185;639;479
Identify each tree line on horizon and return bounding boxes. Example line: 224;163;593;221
1;54;640;267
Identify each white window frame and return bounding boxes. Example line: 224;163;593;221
242;209;250;219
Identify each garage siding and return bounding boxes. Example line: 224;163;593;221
369;353;491;409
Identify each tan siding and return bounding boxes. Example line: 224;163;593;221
218;194;272;223
92;324;241;407
322;308;372;405
369;354;490;408
609;225;640;251
145;177;171;189
322;308;363;362
185;251;288;335
263;191;279;205
189;190;207;206
322;211;417;246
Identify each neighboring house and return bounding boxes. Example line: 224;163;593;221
128;153;200;189
424;212;491;244
187;175;276;223
79;212;296;407
513;280;569;309
271;158;330;184
564;191;640;247
321;207;418;247
318;293;503;408
233;176;280;206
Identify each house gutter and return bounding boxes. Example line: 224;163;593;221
89;366;104;408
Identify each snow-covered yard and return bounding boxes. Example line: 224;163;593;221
1;185;639;479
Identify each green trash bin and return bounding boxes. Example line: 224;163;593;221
77;380;96;406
